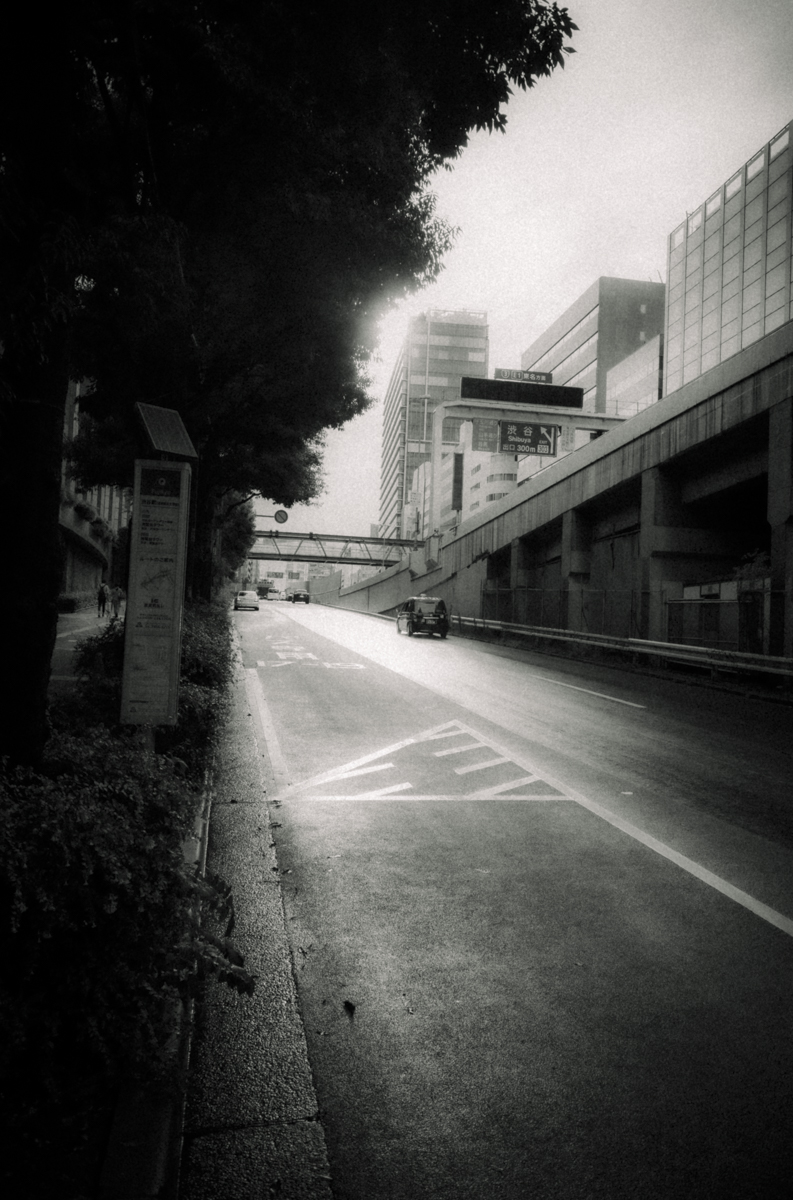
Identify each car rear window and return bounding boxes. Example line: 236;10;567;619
415;598;444;614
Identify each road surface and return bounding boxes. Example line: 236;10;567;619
236;601;793;1199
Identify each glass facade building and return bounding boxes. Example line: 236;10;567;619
664;122;792;394
379;309;489;539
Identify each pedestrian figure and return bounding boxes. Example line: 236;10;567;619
110;585;123;619
97;582;108;617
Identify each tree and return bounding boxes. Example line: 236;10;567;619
0;1;577;762
218;495;258;584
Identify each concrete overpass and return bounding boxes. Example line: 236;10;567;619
313;322;793;659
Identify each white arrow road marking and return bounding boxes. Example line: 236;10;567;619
331;763;395;780
258;711;793;939
454;756;512;775
352;783;414;798
433;742;487;757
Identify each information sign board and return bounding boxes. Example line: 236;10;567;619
498;422;559;456
471;418;499;453
461;376;583;408
121;461;191;726
495;368;553;384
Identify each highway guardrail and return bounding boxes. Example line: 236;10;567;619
451;615;793;680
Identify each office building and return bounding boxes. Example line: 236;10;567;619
664;121;792;394
379;309;489;539
604;334;663;418
520;277;666;415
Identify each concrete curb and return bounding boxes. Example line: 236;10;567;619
177;647;333;1200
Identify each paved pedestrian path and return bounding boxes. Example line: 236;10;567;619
49;608;125;694
178;663;333;1200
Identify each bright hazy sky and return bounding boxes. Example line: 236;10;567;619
258;0;792;536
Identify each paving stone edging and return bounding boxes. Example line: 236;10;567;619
177;651;333;1200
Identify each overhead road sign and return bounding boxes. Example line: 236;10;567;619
494;368;553;384
461;376;583;409
499;422;558;456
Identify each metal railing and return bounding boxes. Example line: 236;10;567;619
451;614;793;680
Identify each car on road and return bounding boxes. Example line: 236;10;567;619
396;595;449;638
290;590;310;604
234;590;260;611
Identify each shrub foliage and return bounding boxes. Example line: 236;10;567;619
0;599;249;1189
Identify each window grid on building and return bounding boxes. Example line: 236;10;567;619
664;121;792;395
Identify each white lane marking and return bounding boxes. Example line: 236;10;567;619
246;668;291;791
424;730;470;742
305;793;569;802
354;782;413;798
256;700;793;938
256;659;365;669
474;775;539;796
331;763;394;780
454;756;512;775
434;743;485;757
524;677;647;709
566;790;793;939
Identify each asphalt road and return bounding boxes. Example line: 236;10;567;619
237;601;793;1200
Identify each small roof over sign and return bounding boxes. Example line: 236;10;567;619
136;402;198;458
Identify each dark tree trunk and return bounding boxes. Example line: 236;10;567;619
0;362;69;766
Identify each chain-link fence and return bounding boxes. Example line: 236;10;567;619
665;591;781;653
481;586;647;639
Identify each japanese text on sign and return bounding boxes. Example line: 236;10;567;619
498;422;559;456
121;461;191;726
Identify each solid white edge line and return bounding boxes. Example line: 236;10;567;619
528;676;647;708
570;792;793;939
245;668;291;792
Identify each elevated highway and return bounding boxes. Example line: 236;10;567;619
316;322;793;660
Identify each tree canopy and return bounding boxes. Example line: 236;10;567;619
0;0;576;761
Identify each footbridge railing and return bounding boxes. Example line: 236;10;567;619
251;530;422;568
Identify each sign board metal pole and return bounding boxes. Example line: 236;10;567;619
121;460;191;727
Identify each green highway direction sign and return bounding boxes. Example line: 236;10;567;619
499;421;559;456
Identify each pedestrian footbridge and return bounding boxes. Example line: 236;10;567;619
250;530;421;569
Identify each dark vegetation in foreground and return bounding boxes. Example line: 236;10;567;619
0;599;247;1198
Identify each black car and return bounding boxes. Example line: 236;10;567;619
396;596;449;638
290;590;310;604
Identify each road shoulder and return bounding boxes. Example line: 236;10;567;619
179;659;332;1200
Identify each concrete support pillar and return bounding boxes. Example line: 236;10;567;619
767;398;793;657
561;510;592;631
639;467;735;642
509;538;530;590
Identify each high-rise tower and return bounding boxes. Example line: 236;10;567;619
379;309;489;539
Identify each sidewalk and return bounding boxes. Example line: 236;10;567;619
50;608;124;694
177;663;333;1200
